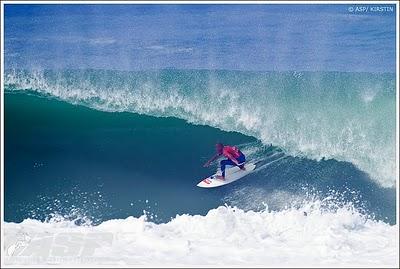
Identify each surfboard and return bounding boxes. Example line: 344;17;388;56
197;163;256;188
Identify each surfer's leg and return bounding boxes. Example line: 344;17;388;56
237;154;246;170
220;159;235;177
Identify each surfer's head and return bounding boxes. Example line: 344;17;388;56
215;143;224;154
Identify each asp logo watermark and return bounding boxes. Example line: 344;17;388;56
4;230;114;265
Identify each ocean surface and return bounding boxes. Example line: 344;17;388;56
4;68;398;266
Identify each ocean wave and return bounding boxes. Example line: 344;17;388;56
4;69;396;187
3;204;398;267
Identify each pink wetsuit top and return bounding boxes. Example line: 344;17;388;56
222;146;240;159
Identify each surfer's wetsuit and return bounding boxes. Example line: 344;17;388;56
220;146;246;177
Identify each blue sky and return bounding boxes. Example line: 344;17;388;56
4;4;397;72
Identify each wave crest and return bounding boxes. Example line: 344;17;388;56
4;69;396;187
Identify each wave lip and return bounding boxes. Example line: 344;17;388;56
4;69;397;187
3;205;398;267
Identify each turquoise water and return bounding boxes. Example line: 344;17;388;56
4;69;396;224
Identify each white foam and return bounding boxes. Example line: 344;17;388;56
3;206;398;267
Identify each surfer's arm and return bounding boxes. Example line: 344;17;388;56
203;153;221;167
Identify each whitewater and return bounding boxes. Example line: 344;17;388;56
4;205;398;267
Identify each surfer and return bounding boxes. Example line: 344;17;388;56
203;143;246;180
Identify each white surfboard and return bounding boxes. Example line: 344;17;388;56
197;163;256;188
